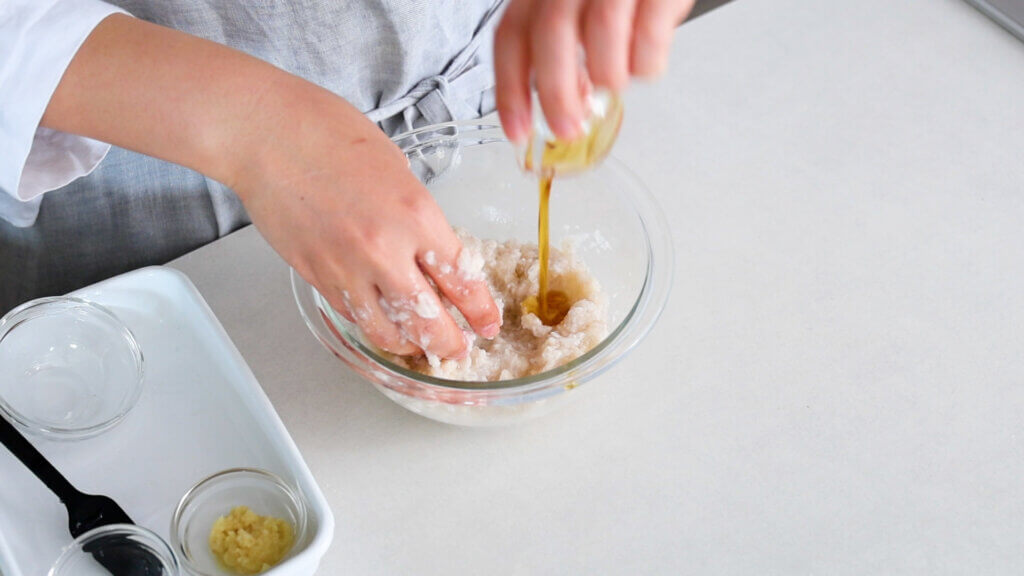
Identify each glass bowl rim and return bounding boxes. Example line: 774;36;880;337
0;295;145;438
292;120;674;394
47;522;180;576
169;467;309;576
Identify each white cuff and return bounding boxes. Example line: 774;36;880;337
0;190;42;228
20;127;112;197
0;0;129;202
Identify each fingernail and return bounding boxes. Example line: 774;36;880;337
455;331;473;359
632;39;667;79
503;111;530;145
550;116;582;141
481;322;500;339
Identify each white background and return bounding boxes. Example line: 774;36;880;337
172;0;1024;573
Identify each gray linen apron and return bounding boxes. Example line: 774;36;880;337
0;0;503;314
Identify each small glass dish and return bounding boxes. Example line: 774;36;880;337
48;523;180;576
519;89;624;176
292;121;673;426
171;468;309;576
0;296;145;440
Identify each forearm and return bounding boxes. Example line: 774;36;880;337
40;14;380;193
38;13;500;358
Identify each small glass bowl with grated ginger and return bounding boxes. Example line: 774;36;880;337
172;468;307;575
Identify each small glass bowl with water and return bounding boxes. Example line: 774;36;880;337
0;296;144;440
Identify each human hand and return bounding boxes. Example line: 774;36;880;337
495;0;696;143
230;83;502;359
41;14;500;359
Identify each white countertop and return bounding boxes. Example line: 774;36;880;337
170;0;1024;573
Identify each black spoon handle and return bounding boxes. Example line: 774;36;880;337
0;416;81;503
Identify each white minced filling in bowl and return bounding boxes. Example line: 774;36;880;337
387;231;609;381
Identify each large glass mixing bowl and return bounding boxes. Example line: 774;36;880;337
292;122;672;426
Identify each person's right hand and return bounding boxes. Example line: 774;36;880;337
42;15;501;360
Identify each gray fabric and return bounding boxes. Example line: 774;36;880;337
0;0;503;315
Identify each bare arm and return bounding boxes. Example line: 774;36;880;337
42;15;502;358
43;14;368;197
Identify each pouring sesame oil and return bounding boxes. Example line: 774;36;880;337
519;92;624;326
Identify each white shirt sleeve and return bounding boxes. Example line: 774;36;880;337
0;0;129;205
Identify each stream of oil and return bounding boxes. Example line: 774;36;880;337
522;96;624;326
523;171;571;326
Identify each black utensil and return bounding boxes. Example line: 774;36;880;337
0;415;166;574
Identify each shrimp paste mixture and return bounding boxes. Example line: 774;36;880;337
388;231;609;381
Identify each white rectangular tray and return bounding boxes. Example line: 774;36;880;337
0;266;334;575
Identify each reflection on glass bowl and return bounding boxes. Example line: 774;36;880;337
292;122;673;426
0;296;144;440
49;524;179;576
